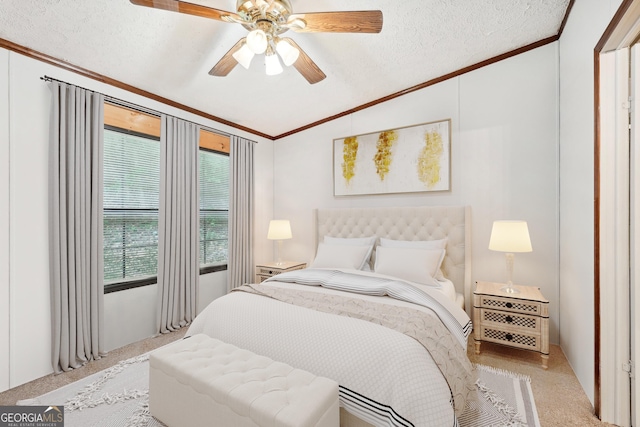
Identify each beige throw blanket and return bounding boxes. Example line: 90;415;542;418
232;283;476;417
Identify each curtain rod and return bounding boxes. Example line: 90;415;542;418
40;75;237;139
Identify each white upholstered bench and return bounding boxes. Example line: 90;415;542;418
149;334;340;427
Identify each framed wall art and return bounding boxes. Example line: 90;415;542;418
333;119;451;196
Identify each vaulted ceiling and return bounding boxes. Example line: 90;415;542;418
0;0;572;139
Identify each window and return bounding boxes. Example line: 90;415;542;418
102;108;231;291
199;149;229;267
103;128;160;286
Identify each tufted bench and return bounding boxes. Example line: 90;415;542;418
149;334;340;427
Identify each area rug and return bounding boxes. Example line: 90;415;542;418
459;364;540;427
18;357;540;427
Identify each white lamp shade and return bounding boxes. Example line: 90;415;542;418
267;220;292;240
488;220;532;253
265;53;283;75
232;42;255;69
246;29;268;54
276;39;300;66
264;53;283;76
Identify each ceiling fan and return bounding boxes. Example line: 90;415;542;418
130;0;383;84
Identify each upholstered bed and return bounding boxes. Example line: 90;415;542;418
187;205;475;427
313;205;472;312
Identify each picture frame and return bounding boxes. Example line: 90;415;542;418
333;119;451;196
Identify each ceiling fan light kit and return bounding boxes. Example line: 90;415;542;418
130;0;383;84
232;42;255;69
245;29;268;54
276;38;299;66
265;49;284;75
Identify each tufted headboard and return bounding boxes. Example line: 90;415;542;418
314;205;472;312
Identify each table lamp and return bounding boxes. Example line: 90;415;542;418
267;219;292;265
488;220;533;294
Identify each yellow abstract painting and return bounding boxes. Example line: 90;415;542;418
333;119;450;196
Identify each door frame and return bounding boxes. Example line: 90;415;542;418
596;0;640;423
598;47;631;426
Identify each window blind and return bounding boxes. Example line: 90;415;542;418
199;149;229;266
103;129;160;282
103;129;230;287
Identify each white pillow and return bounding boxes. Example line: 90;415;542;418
374;246;444;286
379;237;448;280
311;242;373;270
379;237;447;249
323;236;377;270
324;235;377;246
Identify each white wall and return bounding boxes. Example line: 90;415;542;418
273;44;560;342
0;48;274;391
9;51;54;388
558;0;622;405
459;44;559;312
103;270;229;351
0;48;10;392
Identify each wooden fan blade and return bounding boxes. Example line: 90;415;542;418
130;0;242;23
209;39;244;77
287;11;383;33
284;38;326;84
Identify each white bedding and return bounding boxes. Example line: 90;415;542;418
435;277;457;303
305;267;459;307
187;269;475;427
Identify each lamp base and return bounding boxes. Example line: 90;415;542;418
275;240;283;266
501;253;520;293
500;283;520;294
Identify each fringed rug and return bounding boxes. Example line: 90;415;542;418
18;357;540;427
460;364;540;427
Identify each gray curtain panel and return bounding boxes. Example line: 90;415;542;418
228;135;254;291
156;116;200;334
48;82;105;373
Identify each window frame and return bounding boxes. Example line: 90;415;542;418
103;126;161;290
198;146;230;269
103;103;230;294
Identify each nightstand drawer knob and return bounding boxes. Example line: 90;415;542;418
505;333;514;341
505;316;513;323
506;302;513;308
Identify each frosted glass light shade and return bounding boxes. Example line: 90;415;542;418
246;29;268;54
267;220;292;240
489;220;532;253
276;39;300;66
265;53;283;75
232;43;255;69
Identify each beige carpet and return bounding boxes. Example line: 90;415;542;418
0;329;187;407
0;330;611;426
468;341;611;427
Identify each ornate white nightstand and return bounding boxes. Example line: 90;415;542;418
473;281;550;369
255;261;306;283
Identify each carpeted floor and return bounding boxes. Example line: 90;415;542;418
0;330;612;426
0;329;187;407
14;353;538;427
468;341;611;427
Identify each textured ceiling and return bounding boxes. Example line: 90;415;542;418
0;0;571;138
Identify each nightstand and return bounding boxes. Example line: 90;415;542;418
473;281;550;369
255;261;306;283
